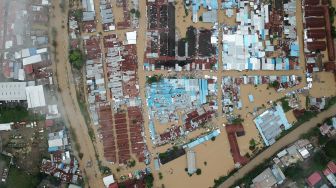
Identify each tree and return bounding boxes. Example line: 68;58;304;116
130;8;136;14
69;49;84;69
144;173;154;188
158;172;163;180
135;10;140;18
211;137;216;141
196;168;202;175
284;164;304;180
325;140;336;160
312;151;329;170
269;80;280;88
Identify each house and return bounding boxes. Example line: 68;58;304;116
323;168;336;187
307;172;322;187
327;161;336;174
103;175;115;188
251;165;285;188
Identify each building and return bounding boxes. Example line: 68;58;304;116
0;123;12;131
0;82;27;101
186;150;196;174
254;104;292;146
103;175;115;188
25;85;46;108
307;172;322;187
48;130;69;152
126;31;136;45
323;168;336;187
251;165;285;188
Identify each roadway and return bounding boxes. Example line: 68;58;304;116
50;1;103;187
219;103;336;188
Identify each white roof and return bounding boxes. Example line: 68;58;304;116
0;123;13;131
41;0;49;5
22;54;42;66
21;48;31;58
25;85;46;108
48;138;63;147
18;69;25;81
36;48;48;54
0;82;27;101
126;31;137;44
103;175;115;188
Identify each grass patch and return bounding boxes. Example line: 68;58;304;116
0;106;44;123
7;167;44;188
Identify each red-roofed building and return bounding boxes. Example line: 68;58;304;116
323;168;332;176
45;119;54;127
109;183;119;188
328;161;336;174
307;172;322;187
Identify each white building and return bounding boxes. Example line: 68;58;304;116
0;82;27;101
25;85;46;108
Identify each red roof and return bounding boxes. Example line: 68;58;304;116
45;119;54;127
328;161;336;174
307;172;322;186
109;183;119;188
323;168;332;176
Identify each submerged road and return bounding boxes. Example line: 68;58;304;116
50;1;103;187
219;104;336;188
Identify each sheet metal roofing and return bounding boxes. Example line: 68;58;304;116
0;82;27;101
254;104;291;146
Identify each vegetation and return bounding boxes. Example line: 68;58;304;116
144;173;154;188
284;164;304;180
100;166;111;175
280;97;291;112
6;167;45;188
211;136;216;141
69;49;85;69
128;160;136;167
135;10;141;18
0;106;44;123
231;117;244;124
146;74;163;84
325;96;336;109
198;16;203;22
158;172;163;180
73;9;83;21
249;139;257;150
325;139;336;160
269;80;280;88
204;161;207;166
196;168;202;175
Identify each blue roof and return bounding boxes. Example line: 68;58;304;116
48;146;59;152
183;129;220;149
254;105;291;146
248;95;254;102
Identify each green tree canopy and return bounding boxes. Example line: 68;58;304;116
69;49;84;69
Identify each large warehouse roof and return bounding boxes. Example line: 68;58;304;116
25;85;46;108
0;82;27;101
22;54;42;66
